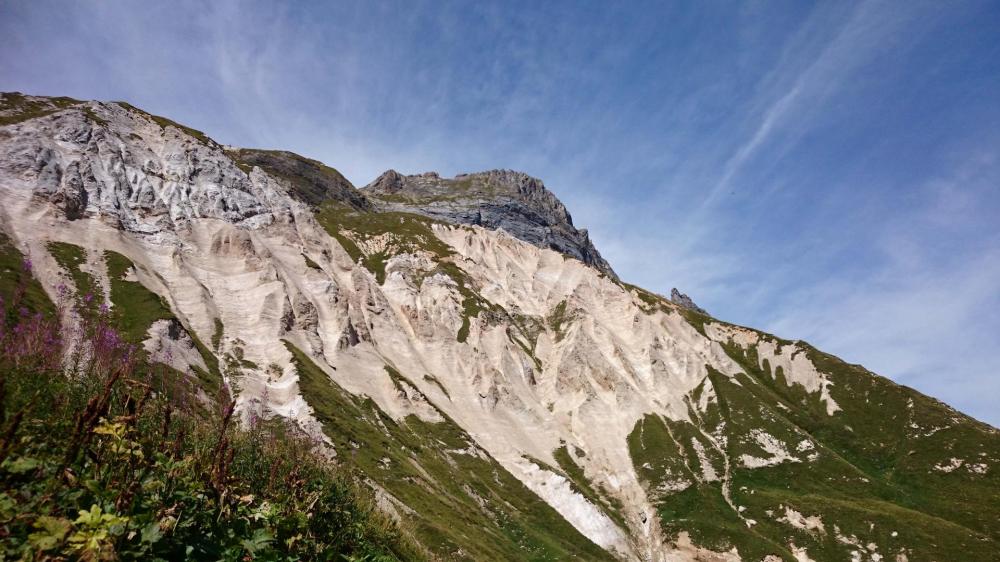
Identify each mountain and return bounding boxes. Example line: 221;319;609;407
1;92;997;561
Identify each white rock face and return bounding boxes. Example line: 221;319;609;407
705;323;841;415
0;101;875;561
778;506;825;535
739;429;800;469
511;459;630;550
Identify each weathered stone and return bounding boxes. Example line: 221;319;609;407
365;168;618;279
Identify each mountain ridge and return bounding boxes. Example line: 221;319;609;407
1;92;997;562
364;167;618;279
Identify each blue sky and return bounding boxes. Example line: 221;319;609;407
2;1;999;425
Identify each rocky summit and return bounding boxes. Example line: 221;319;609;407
366;168;617;279
1;92;998;561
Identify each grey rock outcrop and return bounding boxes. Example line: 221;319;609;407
0;94;280;233
670;288;706;315
364;169;617;279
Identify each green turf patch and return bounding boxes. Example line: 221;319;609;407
0;233;55;318
115;101;214;145
47;241;98;310
0;92;81;126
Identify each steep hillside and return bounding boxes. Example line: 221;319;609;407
1;92;997;561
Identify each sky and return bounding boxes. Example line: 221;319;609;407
2;0;998;425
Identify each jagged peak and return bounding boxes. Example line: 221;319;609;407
670;288;707;315
363;166;615;278
367;169;408;194
367;168;550;199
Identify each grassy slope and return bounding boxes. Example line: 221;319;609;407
286;341;613;561
113;101;213;145
625;293;1000;560
0;92;81;126
0;233;55;318
104;250;174;343
47;241;99;309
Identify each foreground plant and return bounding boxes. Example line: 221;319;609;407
0;260;421;561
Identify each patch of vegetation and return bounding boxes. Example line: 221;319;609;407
678;307;711;336
0;233;55;318
82;106;109;127
620;282;669;313
47;241;99;310
0;288;418;561
627;414;692;498
230;149;369;210
660;483;793;559
104;251;173;344
546;300;571;341
211;318;224;350
188;331;224;397
115;102;214;146
0;92;81;126
104;251;222;396
302;253;323;270
617;282;716;336
422;374;450;400
286;341;613;561
383;365;411;396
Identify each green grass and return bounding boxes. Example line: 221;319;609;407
0;92;81;126
617;281;715;336
0;233;55;318
623;323;1000;560
421;374;451;400
115;101;214;145
286;341;613;561
211;318;224;350
104;251;174;344
82;106;109;127
302;253;323;270
546;300;571;341
47;242;98;309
